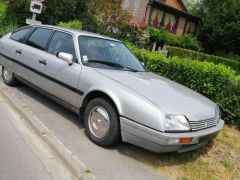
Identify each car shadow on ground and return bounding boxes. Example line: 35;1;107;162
16;84;84;129
15;83;215;168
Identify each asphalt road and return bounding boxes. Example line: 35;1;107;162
0;67;167;180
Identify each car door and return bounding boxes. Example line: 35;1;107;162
1;27;32;75
34;30;82;107
11;27;54;87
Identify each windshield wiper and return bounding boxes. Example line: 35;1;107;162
87;60;139;72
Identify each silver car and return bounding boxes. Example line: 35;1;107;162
0;25;224;153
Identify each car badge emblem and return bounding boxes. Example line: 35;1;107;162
205;122;208;128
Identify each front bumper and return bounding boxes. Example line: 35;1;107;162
120;117;224;153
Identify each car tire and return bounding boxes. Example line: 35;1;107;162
84;97;121;147
2;66;18;86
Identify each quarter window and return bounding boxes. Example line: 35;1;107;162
26;28;53;50
48;31;76;60
133;0;141;16
10;28;31;42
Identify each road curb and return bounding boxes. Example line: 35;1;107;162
1;89;98;180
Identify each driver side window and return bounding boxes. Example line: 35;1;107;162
48;31;76;61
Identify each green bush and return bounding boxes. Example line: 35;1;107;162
0;23;18;37
148;27;201;51
0;2;7;22
167;46;240;74
177;36;200;51
0;2;18;37
222;54;240;63
58;20;83;30
128;44;240;126
119;25;150;49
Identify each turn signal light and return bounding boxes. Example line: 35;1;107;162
179;138;193;144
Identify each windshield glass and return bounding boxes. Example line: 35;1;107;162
78;36;144;72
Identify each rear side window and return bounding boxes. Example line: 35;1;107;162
26;28;53;50
48;31;76;60
10;28;31;42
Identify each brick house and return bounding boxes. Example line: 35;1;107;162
122;0;200;36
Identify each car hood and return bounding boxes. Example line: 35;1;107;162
96;69;217;121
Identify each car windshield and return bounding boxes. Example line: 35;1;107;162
78;36;145;72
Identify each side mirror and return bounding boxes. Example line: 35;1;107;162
57;52;73;65
141;62;145;67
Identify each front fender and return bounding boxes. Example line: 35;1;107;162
78;67;166;132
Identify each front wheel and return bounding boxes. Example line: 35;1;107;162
2;66;18;86
84;98;121;147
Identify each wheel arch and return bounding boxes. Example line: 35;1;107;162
79;90;121;119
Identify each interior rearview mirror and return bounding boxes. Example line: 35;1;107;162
57;52;73;65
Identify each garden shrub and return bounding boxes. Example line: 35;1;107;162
120;23;150;49
177;36;200;51
148;27;200;51
127;44;240;126
167;46;240;74
58;20;83;30
224;55;240;63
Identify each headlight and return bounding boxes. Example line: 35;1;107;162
165;115;191;132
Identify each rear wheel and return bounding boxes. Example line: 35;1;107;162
84;97;121;147
2;66;18;86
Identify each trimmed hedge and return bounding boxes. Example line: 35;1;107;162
128;44;240;126
148;27;201;51
167;46;240;74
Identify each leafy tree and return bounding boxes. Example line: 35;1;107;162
1;0;30;25
0;0;131;35
1;0;88;25
0;1;7;21
182;0;200;15
196;0;240;55
86;0;131;34
41;0;88;24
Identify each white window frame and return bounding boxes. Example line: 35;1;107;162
133;0;141;17
123;0;130;10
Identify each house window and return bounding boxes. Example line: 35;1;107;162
149;9;164;28
123;0;130;10
184;21;196;35
149;8;179;33
163;13;178;33
133;0;141;16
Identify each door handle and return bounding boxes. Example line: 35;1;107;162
16;50;22;54
39;59;47;66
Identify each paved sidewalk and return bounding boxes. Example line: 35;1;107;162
0;94;74;180
0;100;51;180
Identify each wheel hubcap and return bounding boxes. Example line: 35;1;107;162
88;106;110;138
3;68;13;81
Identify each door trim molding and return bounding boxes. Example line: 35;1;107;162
15;75;80;114
0;52;84;96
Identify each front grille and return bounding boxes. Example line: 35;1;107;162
189;118;218;131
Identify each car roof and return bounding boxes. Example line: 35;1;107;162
29;24;121;42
